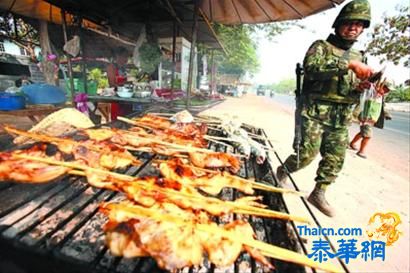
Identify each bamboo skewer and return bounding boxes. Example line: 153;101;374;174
117;117;241;155
6;125;290;194
153;159;302;196
204;135;276;153
124;113;273;144
143;112;218;123
203;138;234;148
206;123;275;142
134;135;214;154
68;170;87;176
6;124;230;158
12;154;308;222
117;117;154;131
207;126;223;131
102;203;341;273
117;116;167;130
4;126;141;165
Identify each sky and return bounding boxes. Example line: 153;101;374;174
253;0;409;85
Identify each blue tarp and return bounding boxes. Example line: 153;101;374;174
22;83;66;105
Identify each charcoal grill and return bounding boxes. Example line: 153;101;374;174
0;111;310;273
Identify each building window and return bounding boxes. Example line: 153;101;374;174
0;43;5;52
19;47;27;56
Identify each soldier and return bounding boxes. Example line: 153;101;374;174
275;0;374;217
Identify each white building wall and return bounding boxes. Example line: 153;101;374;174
1;40;40;57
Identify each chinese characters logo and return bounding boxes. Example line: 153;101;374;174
303;212;402;264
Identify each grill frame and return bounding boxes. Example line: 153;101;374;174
0;112;310;273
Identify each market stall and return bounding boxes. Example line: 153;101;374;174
0;1;353;273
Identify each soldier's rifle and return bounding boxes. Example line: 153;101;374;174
294;63;304;169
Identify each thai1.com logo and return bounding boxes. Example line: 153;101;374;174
297;212;402;264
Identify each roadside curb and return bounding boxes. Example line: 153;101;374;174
385;102;410;113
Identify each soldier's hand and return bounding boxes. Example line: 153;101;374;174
357;80;371;92
348;60;374;80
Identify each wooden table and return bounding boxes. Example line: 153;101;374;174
0;105;64;123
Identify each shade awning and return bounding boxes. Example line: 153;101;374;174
0;0;99;29
0;0;225;51
200;0;346;25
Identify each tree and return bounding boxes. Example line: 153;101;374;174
212;24;258;77
0;13;39;59
269;78;295;94
385;85;410;102
211;23;290;78
366;5;410;67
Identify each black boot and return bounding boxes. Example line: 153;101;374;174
307;184;335;217
275;166;288;185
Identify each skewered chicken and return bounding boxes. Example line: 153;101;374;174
84;128;239;173
69;140;136;170
158;158;254;195
84;127;207;149
4;126;140;170
84;170;306;222
0;144;69;183
128;113;208;138
100;202;340;273
101;202;272;271
138;114;172;129
189;152;241;173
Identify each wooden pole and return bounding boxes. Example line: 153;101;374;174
210;49;216;94
186;0;200;109
61;10;75;105
79;19;88;94
171;19;177;97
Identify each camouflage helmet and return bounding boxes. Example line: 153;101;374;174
332;0;371;28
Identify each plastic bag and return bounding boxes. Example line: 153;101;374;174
359;84;383;123
63;35;81;57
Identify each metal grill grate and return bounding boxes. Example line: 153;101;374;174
0;120;307;273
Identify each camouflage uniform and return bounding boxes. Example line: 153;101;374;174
282;0;371;187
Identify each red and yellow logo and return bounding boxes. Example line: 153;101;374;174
366;212;402;246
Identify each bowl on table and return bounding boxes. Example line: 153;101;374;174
0;93;26;110
117;88;134;98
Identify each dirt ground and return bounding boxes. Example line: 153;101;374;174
201;94;409;273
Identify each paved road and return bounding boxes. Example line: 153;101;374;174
267;93;410;177
268;93;410;136
384;111;410;136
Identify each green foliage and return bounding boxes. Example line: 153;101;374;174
211;23;290;77
88;68;108;89
385;85;410;102
173;78;181;89
213;24;258;76
129;68;150;82
268;78;296;94
139;42;162;74
246;22;293;40
366;5;410;67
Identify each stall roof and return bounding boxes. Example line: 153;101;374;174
200;0;346;25
0;0;225;50
0;0;99;29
